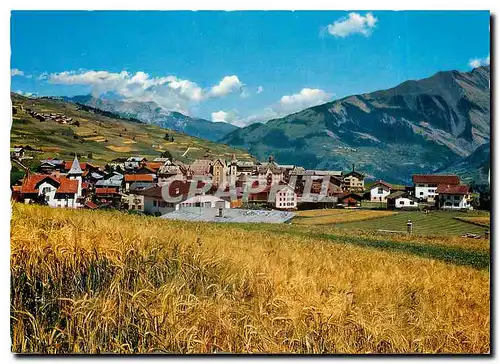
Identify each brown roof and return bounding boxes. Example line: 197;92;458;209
136;180;197;199
412;175;460;185
57;179;79;194
124;174;154;182
84;201;98;209
436;185;470;195
95;187;119;195
144;162;163;171
20;174;78;194
344;170;365;179
190;159;212;175
371;180;392;189
338;192;363;201
137;185;163;198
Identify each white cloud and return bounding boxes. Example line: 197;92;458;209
208;75;243;98
325;12;378;38
225;88;333;127
468;55;490;68
256;86;264;94
15;90;35;97
11;68;25;77
211;110;239;124
47;70;243;114
278;88;332;114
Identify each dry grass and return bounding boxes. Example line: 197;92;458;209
84;136;107;142
295;209;396;225
455;217;490;228
106;145;134;153
10;204;490;354
41;146;62;152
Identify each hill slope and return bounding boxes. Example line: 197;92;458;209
10;93;253;167
221;66;490;183
63;95;238;142
436;142;490;186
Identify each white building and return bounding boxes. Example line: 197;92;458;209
370;180;392;202
274;184;297;210
20;174;82;208
124;156;146;171
137;183;231;215
386;191;419;210
19;156;85;208
437;185;473;210
177;195;230;209
412;175;460;201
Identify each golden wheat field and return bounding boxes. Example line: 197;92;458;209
455;216;491;228
10;204;490;354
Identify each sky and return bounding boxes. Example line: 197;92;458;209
10;11;490;126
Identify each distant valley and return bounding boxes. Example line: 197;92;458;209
62;95;238;142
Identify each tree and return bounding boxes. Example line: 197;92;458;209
164;132;170;140
161;150;173;160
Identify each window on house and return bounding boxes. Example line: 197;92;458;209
399;201;404;205
454;203;459;207
137;205;142;210
410;201;414;205
378;187;383;194
420;192;424;196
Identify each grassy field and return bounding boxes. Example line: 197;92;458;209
335;211;489;236
360;200;388;209
10;93;252;167
295;209;396;225
11;204;490;354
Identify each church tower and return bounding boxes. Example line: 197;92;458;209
229;153;238;185
67;155;83;198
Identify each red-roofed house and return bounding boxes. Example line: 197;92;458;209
20;174;81;208
436;185;472;210
123;174;155;191
370;180;393;202
412;174;460;201
144;162;163;173
337;193;363;208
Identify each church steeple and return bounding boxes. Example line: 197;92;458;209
67;155;83;200
68;155;83;175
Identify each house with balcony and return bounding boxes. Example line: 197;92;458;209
436;185;473;210
412;174;460;202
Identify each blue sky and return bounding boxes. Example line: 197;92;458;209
11;11;490;126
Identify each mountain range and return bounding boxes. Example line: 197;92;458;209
62;95;238;142
221;66;490;185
